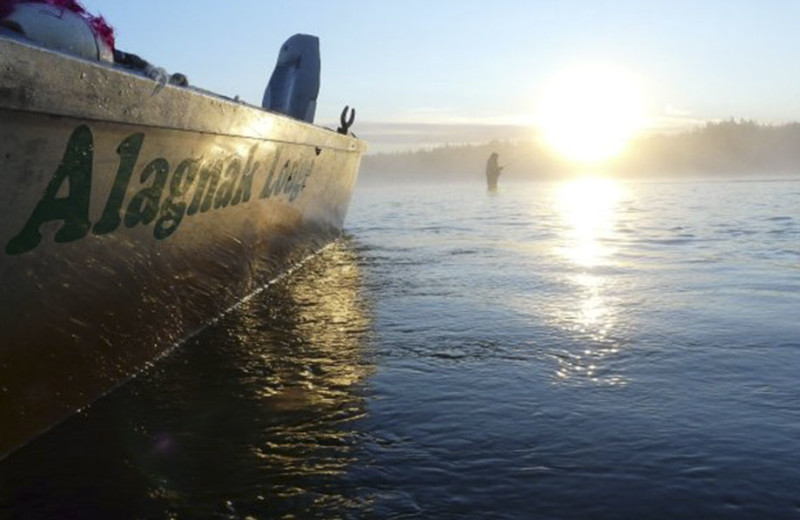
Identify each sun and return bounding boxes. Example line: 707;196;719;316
536;64;645;163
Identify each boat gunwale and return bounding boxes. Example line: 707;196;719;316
0;36;367;153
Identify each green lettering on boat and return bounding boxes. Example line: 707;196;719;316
231;145;259;206
5;125;94;255
187;160;222;215
154;158;198;239
93;132;144;235
124;158;169;227
214;158;241;209
259;152;282;199
289;164;311;202
5;126;318;255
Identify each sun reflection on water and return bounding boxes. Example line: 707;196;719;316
551;177;627;386
556;177;622;267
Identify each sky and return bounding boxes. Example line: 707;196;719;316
81;1;800;153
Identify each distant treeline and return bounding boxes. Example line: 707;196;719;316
360;120;800;182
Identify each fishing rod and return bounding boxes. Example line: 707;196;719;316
500;149;535;169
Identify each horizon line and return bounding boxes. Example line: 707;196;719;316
345;117;797;155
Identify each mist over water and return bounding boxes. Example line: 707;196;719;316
2;177;800;519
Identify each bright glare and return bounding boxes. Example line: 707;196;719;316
552;178;627;386
556;177;621;266
537;65;645;163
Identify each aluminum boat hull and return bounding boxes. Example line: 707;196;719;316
0;37;365;458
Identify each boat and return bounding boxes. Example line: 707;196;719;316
0;15;365;459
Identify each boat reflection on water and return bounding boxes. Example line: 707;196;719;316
0;239;375;519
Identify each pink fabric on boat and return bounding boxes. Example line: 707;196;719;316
0;0;114;49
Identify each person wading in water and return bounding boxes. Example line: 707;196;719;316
486;152;503;190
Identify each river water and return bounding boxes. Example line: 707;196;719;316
2;177;800;519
